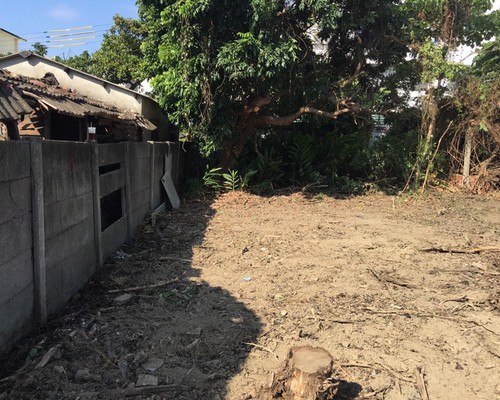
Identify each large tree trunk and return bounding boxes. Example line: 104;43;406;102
217;124;255;172
462;128;473;187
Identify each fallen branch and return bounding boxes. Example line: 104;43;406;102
359;385;392;399
339;362;414;383
243;342;279;360
414;366;429;400
421;246;500;254
368;268;417;289
35;345;61;369
108;278;179;294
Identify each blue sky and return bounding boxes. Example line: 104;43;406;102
0;1;138;58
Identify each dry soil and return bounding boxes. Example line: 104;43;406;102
1;190;499;400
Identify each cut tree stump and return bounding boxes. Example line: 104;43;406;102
259;346;338;400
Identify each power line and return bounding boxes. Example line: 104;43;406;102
17;23;112;36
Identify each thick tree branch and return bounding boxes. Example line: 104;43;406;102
339;61;364;89
252;106;352;127
244;89;288;113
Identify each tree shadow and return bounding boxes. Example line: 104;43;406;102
336;380;363;399
0;198;263;399
0;194;368;400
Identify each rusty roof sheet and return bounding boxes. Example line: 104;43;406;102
0;69;156;131
0;80;33;121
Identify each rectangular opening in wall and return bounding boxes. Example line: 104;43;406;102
100;189;122;231
99;163;120;175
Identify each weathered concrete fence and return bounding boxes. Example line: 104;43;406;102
0;140;181;354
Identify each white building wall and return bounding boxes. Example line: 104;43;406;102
0;31;20;55
0;57;143;113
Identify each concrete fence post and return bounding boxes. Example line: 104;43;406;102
90;141;102;267
29;138;47;326
124;143;133;240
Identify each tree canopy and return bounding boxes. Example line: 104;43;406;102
138;0;418;169
55;1;500;190
55;15;145;88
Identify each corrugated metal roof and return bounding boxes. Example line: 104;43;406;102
0;80;33;121
0;68;156;131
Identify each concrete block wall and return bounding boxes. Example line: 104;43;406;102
0;140;182;354
98;144;128;261
0;142;34;354
42;141;96;315
129;143;151;233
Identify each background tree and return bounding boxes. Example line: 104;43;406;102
55;16;145;87
395;0;499;190
56;50;94;73
31;42;48;57
138;0;406;171
92;15;146;87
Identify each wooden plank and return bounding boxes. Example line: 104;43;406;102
29;138;47;326
99;168;125;198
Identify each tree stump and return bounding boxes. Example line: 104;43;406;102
258;346;338;400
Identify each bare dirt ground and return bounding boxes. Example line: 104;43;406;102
1;190;499;400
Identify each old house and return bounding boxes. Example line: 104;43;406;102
0;51;170;142
0;29;26;55
0;78;33;140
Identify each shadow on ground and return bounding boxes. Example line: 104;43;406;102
0;198;262;399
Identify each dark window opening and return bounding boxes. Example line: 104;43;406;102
99;163;120;175
50;112;81;141
100;189;122;231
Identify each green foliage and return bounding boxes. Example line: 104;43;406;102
222;169;242;191
289;134;316;183
142;0;498;192
255;147;285;186
138;0;397;160
202;166;223;190
31;42;48;57
473;38;500;80
55;15;144;86
92;15;146;86
55;51;93;73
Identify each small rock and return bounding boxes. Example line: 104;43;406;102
141;357;164;372
133;350;148;365
118;360;130;383
75;368;92;382
113;294;134;305
455;362;464;370
54;365;65;374
136;374;158;387
187;327;202;337
280;310;288;317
